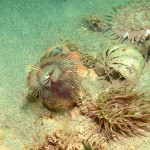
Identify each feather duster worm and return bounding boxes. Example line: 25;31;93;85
104;0;150;44
27;46;83;110
79;83;150;140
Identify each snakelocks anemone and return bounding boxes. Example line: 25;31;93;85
79;82;150;140
104;0;150;44
27;45;84;110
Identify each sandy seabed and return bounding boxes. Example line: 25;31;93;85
0;0;150;149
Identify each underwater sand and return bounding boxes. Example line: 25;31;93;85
0;0;150;149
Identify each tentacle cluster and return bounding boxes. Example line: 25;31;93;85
104;0;150;44
79;83;150;140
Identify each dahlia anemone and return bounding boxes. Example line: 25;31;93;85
94;44;145;82
104;0;150;44
80;83;150;140
27;46;83;110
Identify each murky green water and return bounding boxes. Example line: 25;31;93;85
0;0;150;149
